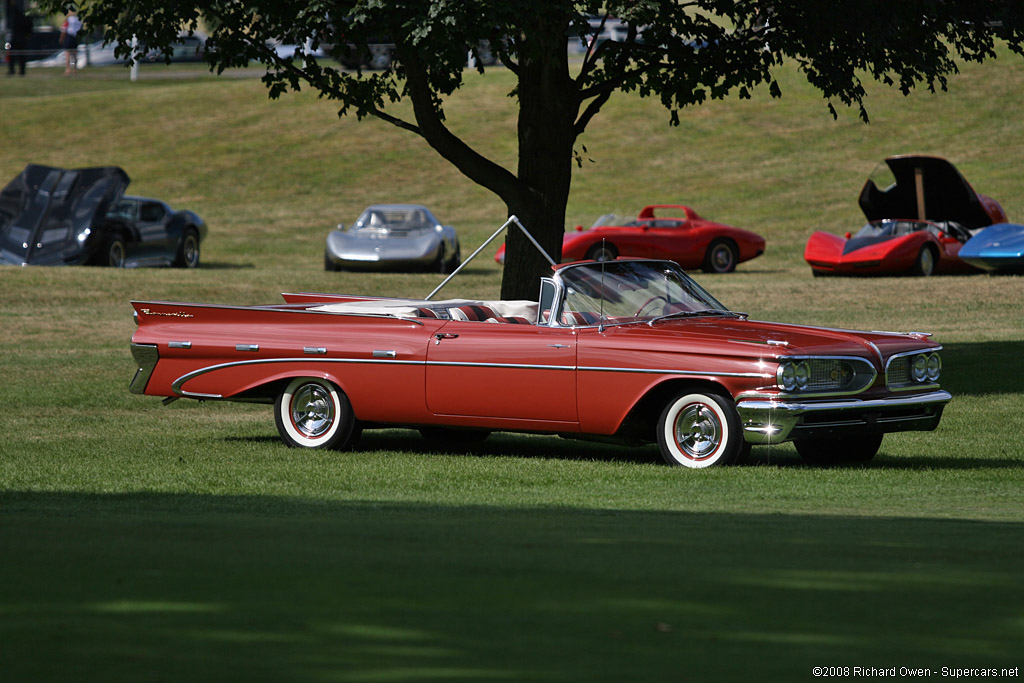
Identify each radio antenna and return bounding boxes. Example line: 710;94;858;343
599;239;606;331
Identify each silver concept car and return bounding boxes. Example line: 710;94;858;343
324;204;460;272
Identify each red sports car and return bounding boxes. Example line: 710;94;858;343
495;205;765;273
804;155;1007;276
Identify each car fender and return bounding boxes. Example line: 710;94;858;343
803;230;846;263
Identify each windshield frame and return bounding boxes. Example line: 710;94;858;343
548;259;735;328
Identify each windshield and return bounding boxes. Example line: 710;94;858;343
350;206;435;235
557;260;729;324
854;219;927;239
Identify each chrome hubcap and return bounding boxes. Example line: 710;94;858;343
674;404;722;459
290;384;334;438
712;246;732;270
184;237;198;266
920;250;934;275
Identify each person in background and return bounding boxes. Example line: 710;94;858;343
59;9;81;75
6;7;32;76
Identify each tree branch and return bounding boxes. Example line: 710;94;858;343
397;40;525;205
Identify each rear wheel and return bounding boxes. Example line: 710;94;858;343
585;242;618;262
174;228;200;268
657;392;743;467
274;377;357;450
444;244;461;274
703;239;738;273
911;246;936;276
101;235;126;267
794;434;883;464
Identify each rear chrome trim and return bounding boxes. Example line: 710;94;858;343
168;357;775;399
129;343;159;395
579;365;771;379
168;341;192;349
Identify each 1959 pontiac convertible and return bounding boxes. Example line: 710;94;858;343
129;258;951;467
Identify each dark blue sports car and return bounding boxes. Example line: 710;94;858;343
0;164;207;268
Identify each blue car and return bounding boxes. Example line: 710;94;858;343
959;223;1024;274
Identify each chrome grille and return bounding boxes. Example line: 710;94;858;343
806;359;854;391
778;356;877;396
887;356;911;385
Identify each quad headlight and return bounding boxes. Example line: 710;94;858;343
886;351;941;389
775;357;877;395
777;360;810;392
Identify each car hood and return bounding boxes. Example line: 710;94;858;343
858;155;993;229
595;316;936;367
0;164;129;265
961;223;1024;259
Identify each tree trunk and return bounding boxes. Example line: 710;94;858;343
499;16;578;302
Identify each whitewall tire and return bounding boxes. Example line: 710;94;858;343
274;377;356;450
657;392;743;468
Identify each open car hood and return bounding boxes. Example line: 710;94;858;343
857;155;994;229
0;164;130;265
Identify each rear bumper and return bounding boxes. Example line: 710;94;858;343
736;390;952;444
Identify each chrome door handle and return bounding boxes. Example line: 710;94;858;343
434;333;459;344
548;344;571;348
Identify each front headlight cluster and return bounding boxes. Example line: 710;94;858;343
777;360;810;392
775;357;876;395
778;360;811;393
912;352;942;383
887;351;941;389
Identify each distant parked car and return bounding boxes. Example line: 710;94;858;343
959;223;1024;274
324;204;460;272
141;34;206;62
495;205;765;273
804;155;1007;276
0;164;207;268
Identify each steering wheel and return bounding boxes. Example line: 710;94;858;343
636;295;669;318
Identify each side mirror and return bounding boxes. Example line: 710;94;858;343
337;223;345;232
844;232;852;240
575;225;583;232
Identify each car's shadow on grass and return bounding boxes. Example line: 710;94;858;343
226;430;1020;470
198;261;255;270
939;341;1024;395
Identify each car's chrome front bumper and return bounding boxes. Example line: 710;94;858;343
736;390;952;444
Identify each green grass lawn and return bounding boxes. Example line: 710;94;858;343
1;55;1023;681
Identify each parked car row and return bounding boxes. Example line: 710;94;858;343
804;155;1021;276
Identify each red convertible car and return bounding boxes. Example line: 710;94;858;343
130;259;950;468
804;155;1007;276
494;205;765;273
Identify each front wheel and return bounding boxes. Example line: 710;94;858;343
657;392;744;467
324;249;342;271
274;377;357;450
794;434;882;464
